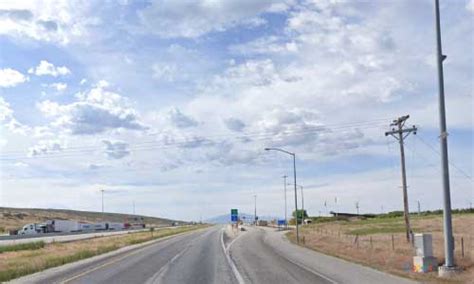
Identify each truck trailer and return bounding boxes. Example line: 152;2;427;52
47;220;80;232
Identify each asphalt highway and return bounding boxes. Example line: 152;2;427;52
12;225;417;284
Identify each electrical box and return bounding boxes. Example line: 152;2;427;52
413;233;438;273
414;233;433;257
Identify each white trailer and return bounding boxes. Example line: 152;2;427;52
93;223;107;230
79;223;94;231
107;222;125;230
48;220;80;232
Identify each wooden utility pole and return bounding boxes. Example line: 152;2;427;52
385;115;417;242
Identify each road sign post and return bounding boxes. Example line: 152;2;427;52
231;209;239;227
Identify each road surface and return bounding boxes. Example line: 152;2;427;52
12;225;417;284
0;228;150;247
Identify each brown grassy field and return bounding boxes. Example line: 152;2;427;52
287;213;473;283
0;225;208;282
0;207;181;233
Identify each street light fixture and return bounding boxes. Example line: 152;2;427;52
265;147;299;244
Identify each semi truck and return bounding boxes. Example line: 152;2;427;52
16;219;133;235
18;223;47;235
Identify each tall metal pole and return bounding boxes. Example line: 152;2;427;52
264;147;299;244
434;0;454;268
300;185;304;216
292;153;299;244
283;175;288;228
254;195;257;225
101;189;104;214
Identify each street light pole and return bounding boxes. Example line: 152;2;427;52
101;189;105;214
283;175;288;228
265;147;299;244
292;152;299;243
300;185;304;220
254;194;257;225
289;183;304;222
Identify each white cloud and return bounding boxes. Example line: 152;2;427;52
37;82;147;135
152;63;178;82
138;0;290;38
28;139;63;156
0;68;28;87
0;1;99;44
0;96;31;135
224;117;246;132
167;107;198;128
0;96;14;121
102;140;130;159
49;82;67;92
28;60;71;77
467;0;474;13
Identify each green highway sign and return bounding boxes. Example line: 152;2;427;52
231;209;238;215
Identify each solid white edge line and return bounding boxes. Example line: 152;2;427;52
220;227;245;284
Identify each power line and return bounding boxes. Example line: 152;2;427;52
0;119;387;161
414;135;472;181
0;118;389;156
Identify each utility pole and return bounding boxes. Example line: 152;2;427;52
385;115;417;243
355;201;359;215
335;197;338;217
418;200;421;215
434;0;456;273
283;175;288;228
254;195;257;225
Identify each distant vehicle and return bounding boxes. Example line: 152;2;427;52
257;220;268;226
107;222;126;230
47;220;80;232
14;219;134;236
125;216;146;229
18;223;47;235
303;219;312;224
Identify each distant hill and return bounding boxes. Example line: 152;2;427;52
0;207;183;233
205;213;281;224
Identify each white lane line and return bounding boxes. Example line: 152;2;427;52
264;234;339;284
220;228;245;284
146;227;213;284
55;229;206;284
225;228;246;251
145;246;190;284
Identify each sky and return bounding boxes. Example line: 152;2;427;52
0;0;472;222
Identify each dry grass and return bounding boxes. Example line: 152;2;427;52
0;225;208;282
287;214;473;283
